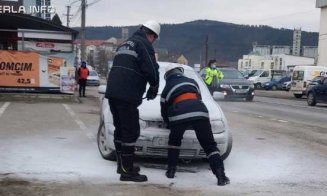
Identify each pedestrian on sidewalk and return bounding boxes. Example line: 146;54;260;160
160;64;230;186
105;20;160;182
78;61;89;97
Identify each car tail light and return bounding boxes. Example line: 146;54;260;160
303;81;307;88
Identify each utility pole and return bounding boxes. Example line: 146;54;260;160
81;0;87;62
205;35;208;66
64;6;73;27
214;48;217;60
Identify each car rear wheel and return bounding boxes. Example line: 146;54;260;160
307;93;317;106
97;120;115;160
221;132;233;160
294;94;303;98
255;83;261;89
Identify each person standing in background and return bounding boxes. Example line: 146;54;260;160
77;61;89;97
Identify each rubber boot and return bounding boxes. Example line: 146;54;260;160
166;148;180;179
114;142;140;174
120;146;147;182
116;151;140;174
215;168;230;186
208;153;230;186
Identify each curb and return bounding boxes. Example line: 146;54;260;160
254;90;297;100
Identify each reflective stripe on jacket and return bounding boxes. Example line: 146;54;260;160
160;74;209;125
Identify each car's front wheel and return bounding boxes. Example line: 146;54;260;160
97;120;115;160
221;132;233;160
246;94;254;102
307;93;317;106
272;85;277;91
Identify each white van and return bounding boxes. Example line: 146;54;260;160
291;66;327;98
248;69;287;89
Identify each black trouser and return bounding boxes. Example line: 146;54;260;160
108;98;140;145
79;79;87;96
207;85;215;95
168;119;224;174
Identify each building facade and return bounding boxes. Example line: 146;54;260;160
292;28;302;56
24;0;52;20
238;54;314;72
317;0;327;66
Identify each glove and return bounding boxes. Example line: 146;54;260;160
146;85;158;100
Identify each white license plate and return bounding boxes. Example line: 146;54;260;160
235;89;248;93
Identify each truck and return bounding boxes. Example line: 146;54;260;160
248;69;287;89
291;66;327;98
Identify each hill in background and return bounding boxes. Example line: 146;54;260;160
76;20;319;66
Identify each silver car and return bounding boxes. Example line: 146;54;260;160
87;70;100;86
97;62;232;160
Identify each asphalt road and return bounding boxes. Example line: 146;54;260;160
0;90;327;196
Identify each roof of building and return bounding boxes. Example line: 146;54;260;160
0;13;78;36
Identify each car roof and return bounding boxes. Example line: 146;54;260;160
158;62;193;71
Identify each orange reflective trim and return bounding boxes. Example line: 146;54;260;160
173;93;198;104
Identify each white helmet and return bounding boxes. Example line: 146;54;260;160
164;64;184;79
142;20;160;37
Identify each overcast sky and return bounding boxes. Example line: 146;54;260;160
52;0;321;32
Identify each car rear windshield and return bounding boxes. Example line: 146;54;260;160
220;69;245;79
292;71;304;81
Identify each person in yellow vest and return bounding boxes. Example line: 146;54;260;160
201;60;224;94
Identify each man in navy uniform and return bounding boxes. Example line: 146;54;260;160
105;20;160;182
160;64;230;186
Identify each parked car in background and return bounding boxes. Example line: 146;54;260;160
217;68;255;101
87;70;100;86
291;66;327;98
263;76;291;90
307;76;323;89
248;69;287;89
281;81;291;91
97;62;232;160
306;77;327;106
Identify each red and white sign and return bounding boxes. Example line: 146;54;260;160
18;41;72;52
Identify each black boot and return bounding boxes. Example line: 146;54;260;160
166;167;176;178
216;168;230;186
120;146;147;182
166;148;180;179
208;152;230;186
114;142;140;174
116;151;140;174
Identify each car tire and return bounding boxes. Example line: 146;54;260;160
221;132;233;160
246;95;254;102
307;93;317;106
97;120;116;161
294;94;303;99
255;83;261;89
272;85;277;91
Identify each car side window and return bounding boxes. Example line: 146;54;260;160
261;71;269;77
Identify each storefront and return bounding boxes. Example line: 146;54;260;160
0;13;78;94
